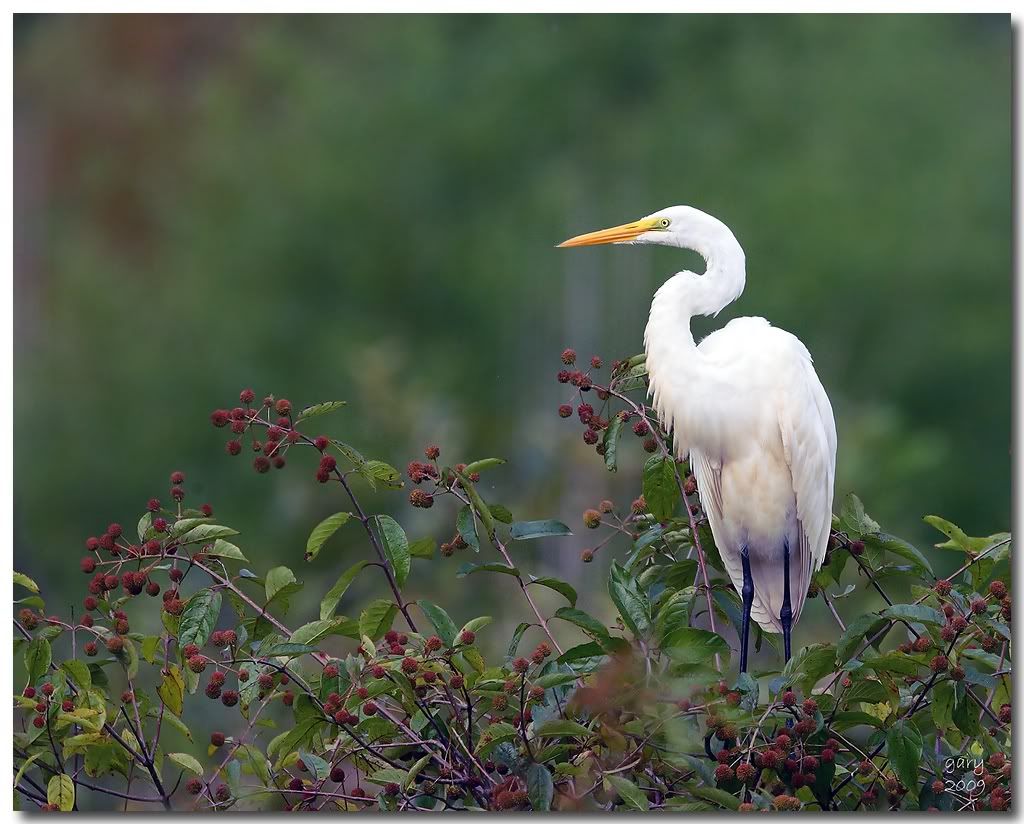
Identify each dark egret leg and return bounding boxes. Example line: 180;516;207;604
780;540;793;664
739;548;754;673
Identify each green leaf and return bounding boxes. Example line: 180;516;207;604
207;539;249;562
528;577;578;607
377;515;411;586
837;614;889;663
361;460;403;490
456;506;480;553
887;719;922;794
459;616;493;637
14;571;39;593
271;718;320;765
156;707;192;741
476;722;518;758
655;588;697;642
408;538;436;559
60;659;91;691
839;493;880;537
864;533;933;576
331;439;366;467
417;600;458;646
168;752;203;775
861;653;921;676
461;646;486;673
932;680;955;730
534;719;592;738
456;562;520;578
526;762;554;811
553;607;611;643
782;643;837;693
643;455;679;521
404;754;432;791
662;627;730;666
506;623;530;660
454;470;497;540
304;513;352;562
24;638;51;684
298;750;331;782
320;560;369;620
370;767;411;786
880;604;944;627
168;517;213;537
556;641;607;666
296;400;347;422
462;457;507;475
680;781;741;810
359;600;399;641
606;774;649;811
122;637;139;680
158;665;185;715
510;520;573;540
179;523;240;545
265;566;298;602
923;515;1003;554
179;588;222;650
534;672;579;688
137;512;153;542
602;412;625;472
15;752;45;790
47;774;75;811
488;504;514;524
291;618;346;646
236;744;271;785
831;710;887;730
952;685;982;736
608;560;651;638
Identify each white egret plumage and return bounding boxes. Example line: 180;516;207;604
559;206;837;670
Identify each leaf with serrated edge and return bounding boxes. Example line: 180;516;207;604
528;576;578;607
179;588;222;649
527;763;554;811
168;752;203;774
47;774;75;811
510;520;573;540
319;560;369;620
606;774;649;811
305;513;352;562
158;665;185;715
296;400;347;422
208;539;248;562
417;600;458;646
359;599;398;641
376;515;411;586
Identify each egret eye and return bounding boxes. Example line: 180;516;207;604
659;218;671;228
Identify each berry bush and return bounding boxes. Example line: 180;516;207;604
13;353;1012;811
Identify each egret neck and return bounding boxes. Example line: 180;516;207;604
643;212;746;440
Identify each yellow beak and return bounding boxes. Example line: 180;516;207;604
557;216;661;248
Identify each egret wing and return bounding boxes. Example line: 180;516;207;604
775;346;837;622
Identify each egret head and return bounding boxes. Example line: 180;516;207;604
557;205;707;250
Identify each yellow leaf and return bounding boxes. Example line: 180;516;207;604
47;774;75;811
158;665;185;715
862;701;892;722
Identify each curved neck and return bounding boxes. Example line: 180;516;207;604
645;214;746;351
642;214;746;439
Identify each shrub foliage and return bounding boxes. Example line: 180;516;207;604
13;352;1012;811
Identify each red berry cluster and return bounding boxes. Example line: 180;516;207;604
211;389;337;482
403;446;485;527
554;347;660;456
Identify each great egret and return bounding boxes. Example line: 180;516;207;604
559;206;837;671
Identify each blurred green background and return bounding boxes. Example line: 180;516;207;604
15;15;1009;659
